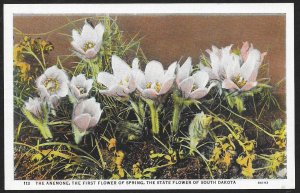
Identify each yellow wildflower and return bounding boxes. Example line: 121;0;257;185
108;138;116;151
132;162;141;175
275;125;286;149
241;162;254;178
268;151;285;173
115;150;124;167
244;140;256;152
13;45;31;81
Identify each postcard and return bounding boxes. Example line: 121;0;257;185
4;3;294;190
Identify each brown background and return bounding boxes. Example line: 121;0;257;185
14;15;286;97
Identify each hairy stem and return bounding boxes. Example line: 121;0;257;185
22;108;52;140
171;101;182;136
146;99;160;135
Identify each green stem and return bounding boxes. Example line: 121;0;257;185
40;46;47;68
88;59;99;79
37;124;53;139
48;121;71;125
146;99;160;135
22;108;52;140
171;101;182;135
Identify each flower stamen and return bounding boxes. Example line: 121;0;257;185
44;78;59;94
83;42;95;52
146;82;152;89
232;75;247;88
154;82;161;93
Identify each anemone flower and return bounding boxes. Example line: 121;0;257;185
36;66;69;107
177;57;215;99
97;55;138;97
179;71;216;99
222;42;267;91
24;97;44;118
135;60;177;100
69;74;93;101
72;97;103;144
23;97;52;139
200;44;233;80
71;20;105;59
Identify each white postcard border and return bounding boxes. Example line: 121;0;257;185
4;3;295;190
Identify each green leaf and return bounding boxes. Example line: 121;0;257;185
226;95;235;108
72;123;87;144
31;153;43;162
234;96;244;113
134;173;143;179
149;153;164;159
143;167;157;173
15;121;23;140
164;155;172;161
188;112;211;153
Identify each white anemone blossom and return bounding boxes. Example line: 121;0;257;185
201;42;267;92
69;74;93;100
36;66;69;106
72;97;102;144
97;55;138;97
24;97;44;118
222;42;267;91
72;97;102;132
176;57;215;99
135;60;177;99
71;20;105;59
200;44;234;80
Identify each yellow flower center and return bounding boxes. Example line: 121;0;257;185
146;82;152;89
83;42;95;52
77;86;86;94
155;82;161;93
44;78;59;94
146;82;161;92
232;75;247;88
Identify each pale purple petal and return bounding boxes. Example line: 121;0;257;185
132;58;139;69
142;88;158;99
145;61;164;83
85;48;98;59
70;84;81;99
85;79;94;93
189;88;209;99
112;55;131;79
97;72;118;88
99;85;128;97
192;71;209;89
222;79;240;90
81;22;96;41
158;77;175;95
71;41;86;55
127;73;136;93
163;61;177;80
178;76;194;98
240;41;250;62
74;113;91;132
240;48;261;81
133;69;146;90
177;57;192;85
94;22;105;43
241;81;257;91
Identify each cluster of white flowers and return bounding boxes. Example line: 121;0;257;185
24;20;267;143
200;42;267;92
96;55;216;100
